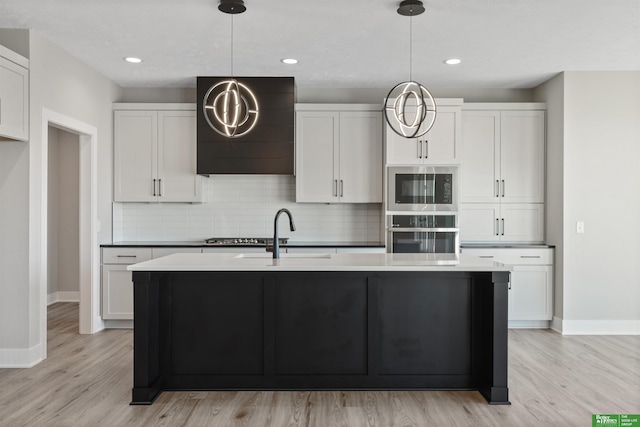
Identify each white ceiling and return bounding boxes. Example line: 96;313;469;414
0;0;639;89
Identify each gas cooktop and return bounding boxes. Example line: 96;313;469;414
203;237;289;246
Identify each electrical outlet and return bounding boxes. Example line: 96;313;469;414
576;221;585;234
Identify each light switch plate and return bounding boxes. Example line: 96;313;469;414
576;221;585;234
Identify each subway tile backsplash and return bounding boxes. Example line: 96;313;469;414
113;175;382;243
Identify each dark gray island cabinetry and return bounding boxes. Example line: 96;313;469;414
128;253;511;405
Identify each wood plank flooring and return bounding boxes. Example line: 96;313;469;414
0;303;638;426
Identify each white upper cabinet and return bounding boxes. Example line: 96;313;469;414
459;104;546;244
296;105;382;203
114;105;201;202
461;108;545;204
385;100;462;165
460;202;544;243
0;45;29;141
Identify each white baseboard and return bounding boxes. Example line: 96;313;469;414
557;318;640;335
0;343;44;368
103;319;133;329
47;291;80;305
508;320;550;329
551;316;563;333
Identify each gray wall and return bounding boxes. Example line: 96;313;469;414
0;30;122;365
534;73;565;320
535;71;640;331
47;127;80;298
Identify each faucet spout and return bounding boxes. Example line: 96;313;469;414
273;208;296;259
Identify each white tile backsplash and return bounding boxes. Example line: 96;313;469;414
112;175;382;243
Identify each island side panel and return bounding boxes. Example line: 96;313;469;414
131;271;163;405
475;271;510;405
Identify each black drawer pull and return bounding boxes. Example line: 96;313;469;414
117;255;137;258
520;255;541;258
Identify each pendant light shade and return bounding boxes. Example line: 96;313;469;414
384;0;437;139
202;0;259;139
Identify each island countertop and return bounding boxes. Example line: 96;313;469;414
127;252;511;272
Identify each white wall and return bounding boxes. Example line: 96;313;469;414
0;30;122;367
536;71;640;334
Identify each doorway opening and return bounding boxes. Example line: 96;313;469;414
47;127;80;308
39;109;101;362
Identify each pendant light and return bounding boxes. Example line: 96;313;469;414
384;0;436;139
203;0;259;138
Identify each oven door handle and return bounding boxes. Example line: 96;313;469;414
389;227;460;232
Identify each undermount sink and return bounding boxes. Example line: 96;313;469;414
233;253;332;259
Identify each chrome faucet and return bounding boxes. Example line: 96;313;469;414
272;208;296;259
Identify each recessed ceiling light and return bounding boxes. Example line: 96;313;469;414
444;58;461;65
281;58;298;65
124;57;142;64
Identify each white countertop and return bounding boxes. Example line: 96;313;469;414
127;252;511;272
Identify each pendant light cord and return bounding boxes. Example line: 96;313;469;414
409;14;412;82
230;14;234;76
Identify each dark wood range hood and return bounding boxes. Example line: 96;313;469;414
196;76;295;175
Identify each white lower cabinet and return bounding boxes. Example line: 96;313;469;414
101;247;201;321
462;247;553;328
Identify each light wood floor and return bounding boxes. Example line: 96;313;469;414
0;303;638;426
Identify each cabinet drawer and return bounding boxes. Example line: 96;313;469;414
102;247;153;264
463;248;552;265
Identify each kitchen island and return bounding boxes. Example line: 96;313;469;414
128;253;511;405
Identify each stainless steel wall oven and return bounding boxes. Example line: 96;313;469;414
387;214;460;254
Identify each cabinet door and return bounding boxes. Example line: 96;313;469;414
114;110;158;202
422;106;460;164
509;265;553;320
500;111;545;203
101;264;133;320
500;204;544;243
385;130;421;165
0;57;28;141
459;203;501;242
157;111;201;202
339;111;382;203
295;112;339;202
460;111;500;203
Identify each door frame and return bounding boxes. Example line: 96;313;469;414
38;109;102;358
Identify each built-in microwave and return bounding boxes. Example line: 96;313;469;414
387;166;458;212
387;214;460;254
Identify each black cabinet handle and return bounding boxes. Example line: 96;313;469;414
425;140;428;158
334;179;338;197
153;179;156;196
501;218;505;236
158;179;162;197
340;180;343;197
495;218;499;236
502;180;505;197
496;180;499;198
117;255;137;258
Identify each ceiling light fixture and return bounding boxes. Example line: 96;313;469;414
384;0;436;139
124;57;142;63
281;58;298;65
444;58;461;65
203;0;259;138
